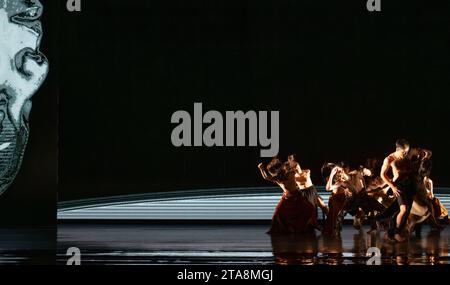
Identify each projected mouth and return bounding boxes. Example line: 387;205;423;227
0;119;25;194
0;105;25;192
0;142;11;151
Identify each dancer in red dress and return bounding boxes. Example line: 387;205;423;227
258;157;317;234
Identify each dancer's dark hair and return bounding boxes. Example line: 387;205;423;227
419;160;432;178
396;138;410;150
321;162;338;181
286;154;299;170
365;157;382;174
267;157;290;182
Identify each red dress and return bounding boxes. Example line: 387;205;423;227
268;190;317;234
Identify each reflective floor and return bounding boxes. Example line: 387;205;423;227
57;224;450;265
0;228;55;265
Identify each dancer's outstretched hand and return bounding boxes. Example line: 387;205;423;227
391;187;400;197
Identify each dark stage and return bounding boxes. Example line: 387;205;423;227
57;224;449;265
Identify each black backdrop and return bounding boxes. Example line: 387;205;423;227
0;0;58;226
58;0;450;201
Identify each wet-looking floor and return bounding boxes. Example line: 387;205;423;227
57;224;450;265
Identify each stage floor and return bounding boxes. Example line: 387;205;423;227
0;228;55;265
57;224;450;265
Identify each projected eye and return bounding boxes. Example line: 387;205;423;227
11;7;42;22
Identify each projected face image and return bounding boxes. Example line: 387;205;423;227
0;0;48;195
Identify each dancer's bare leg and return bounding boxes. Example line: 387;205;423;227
394;205;407;242
396;205;407;229
318;196;329;215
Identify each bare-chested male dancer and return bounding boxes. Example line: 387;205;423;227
380;139;432;242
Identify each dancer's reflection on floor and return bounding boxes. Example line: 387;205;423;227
270;226;448;265
424;230;443;265
320;235;344;265
352;230;366;260
373;231;408;264
270;232;318;265
270;231;345;265
379;230;443;264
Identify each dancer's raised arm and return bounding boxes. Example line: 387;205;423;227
326;167;339;191
258;163;276;183
426;177;434;198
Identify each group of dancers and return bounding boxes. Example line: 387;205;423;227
258;139;449;242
